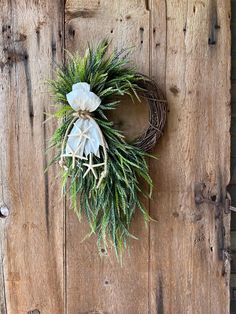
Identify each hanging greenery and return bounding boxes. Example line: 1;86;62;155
47;40;166;257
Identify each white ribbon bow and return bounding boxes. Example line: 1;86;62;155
60;82;108;187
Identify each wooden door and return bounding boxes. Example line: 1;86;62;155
0;1;231;313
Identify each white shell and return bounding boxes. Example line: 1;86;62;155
66;82;101;112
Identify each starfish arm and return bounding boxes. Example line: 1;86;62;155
74;154;87;160
61;153;72;158
82;133;90;140
83;125;92;133
92;162;105;168
91;167;97;179
83;167;90;178
73;123;91;134
73;123;82;132
82;154;98;179
68;130;90;140
83;164;97;179
68;133;81;138
74;139;85;155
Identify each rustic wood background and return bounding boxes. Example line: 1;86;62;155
0;0;231;313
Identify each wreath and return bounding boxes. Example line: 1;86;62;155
48;41;166;257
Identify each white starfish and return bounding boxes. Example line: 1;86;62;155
61;142;87;168
68;124;91;141
65;124;92;166
83;154;105;179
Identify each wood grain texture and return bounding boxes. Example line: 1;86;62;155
65;1;151;314
150;0;231;313
0;0;65;313
65;0;231;313
0;0;231;313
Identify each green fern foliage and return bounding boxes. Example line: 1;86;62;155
48;40;153;257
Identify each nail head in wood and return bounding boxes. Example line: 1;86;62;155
195;195;203;205
0;206;9;218
230;206;236;212
27;310;40;314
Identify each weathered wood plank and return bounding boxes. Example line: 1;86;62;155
0;0;65;313
65;1;151;313
150;0;231;313
0;221;7;314
0;4;11;312
0;0;231;313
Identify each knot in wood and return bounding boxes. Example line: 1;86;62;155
27;310;40;314
0;206;9;218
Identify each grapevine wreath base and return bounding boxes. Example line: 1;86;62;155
48;41;167;257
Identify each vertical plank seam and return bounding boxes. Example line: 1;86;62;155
63;199;67;314
0;115;6;314
145;0;150;11
183;2;189;312
0;0;15;311
164;0;168;94
1;254;8;314
148;0;153;313
62;1;67;313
